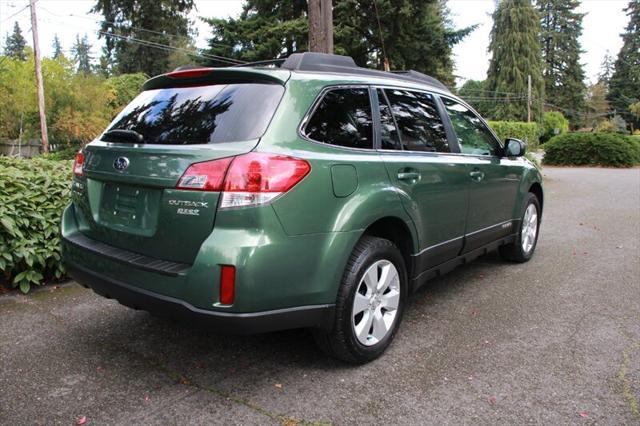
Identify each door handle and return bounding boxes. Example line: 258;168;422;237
469;169;485;182
397;171;420;181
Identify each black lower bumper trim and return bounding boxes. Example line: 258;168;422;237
66;262;335;334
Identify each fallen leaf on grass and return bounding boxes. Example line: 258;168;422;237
179;377;190;385
76;415;87;425
274;383;283;389
579;411;588;418
488;396;497;405
96;366;104;373
144;395;150;402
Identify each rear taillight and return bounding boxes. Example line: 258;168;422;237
219;265;235;305
176;153;311;209
73;151;84;176
221;152;311;208
176;157;233;191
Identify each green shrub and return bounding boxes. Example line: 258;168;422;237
488;121;540;150
543;132;640;168
42;146;80;161
540;111;569;143
595;115;629;134
0;156;72;292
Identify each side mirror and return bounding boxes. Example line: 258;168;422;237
504;138;526;157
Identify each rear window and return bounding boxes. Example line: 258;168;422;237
104;84;284;145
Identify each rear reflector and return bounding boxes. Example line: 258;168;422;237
176;152;311;208
166;68;215;79
73;151;84;176
219;265;235;305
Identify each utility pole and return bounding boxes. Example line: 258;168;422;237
309;0;333;54
527;74;532;123
29;0;49;153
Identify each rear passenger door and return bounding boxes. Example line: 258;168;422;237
439;97;522;252
374;88;469;276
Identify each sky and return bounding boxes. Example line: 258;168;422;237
0;0;631;86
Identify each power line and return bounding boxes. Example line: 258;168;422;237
0;3;30;24
36;15;245;65
37;5;236;50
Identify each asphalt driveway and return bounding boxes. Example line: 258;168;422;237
1;166;639;425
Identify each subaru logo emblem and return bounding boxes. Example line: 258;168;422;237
113;157;130;171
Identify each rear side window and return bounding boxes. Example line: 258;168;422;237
384;89;449;152
104;84;284;145
304;88;373;149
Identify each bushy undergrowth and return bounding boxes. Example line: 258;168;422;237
488;121;540;149
0;156;72;292
543;132;640;168
42;146;80;161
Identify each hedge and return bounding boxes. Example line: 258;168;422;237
539;111;569;144
543;132;640;168
0;156;72;292
488;121;540;149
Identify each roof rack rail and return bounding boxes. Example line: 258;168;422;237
231;58;286;68
390;70;449;91
278;52;450;92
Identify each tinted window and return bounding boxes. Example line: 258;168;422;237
305;88;373;149
384;89;449;152
104;84;284;145
442;97;498;156
377;89;401;150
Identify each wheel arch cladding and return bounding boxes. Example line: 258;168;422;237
514;166;543;218
362;216;417;281
528;182;543;214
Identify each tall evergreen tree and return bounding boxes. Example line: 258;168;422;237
537;0;586;127
585;82;609;129
92;0;195;76
458;79;495;118
608;0;640;131
5;22;27;61
202;0;474;86
487;0;544;122
52;34;64;59
71;34;93;74
598;50;615;87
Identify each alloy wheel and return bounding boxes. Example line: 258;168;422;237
521;203;538;254
352;260;401;346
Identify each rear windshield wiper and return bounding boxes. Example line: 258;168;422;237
101;129;144;144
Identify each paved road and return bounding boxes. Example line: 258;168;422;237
1;167;639;425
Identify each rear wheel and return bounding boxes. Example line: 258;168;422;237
313;236;407;363
499;192;541;262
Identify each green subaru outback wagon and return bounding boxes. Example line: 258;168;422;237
62;53;543;363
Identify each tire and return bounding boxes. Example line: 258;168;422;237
313;236;408;364
499;192;541;262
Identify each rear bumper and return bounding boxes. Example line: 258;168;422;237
67;261;335;334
